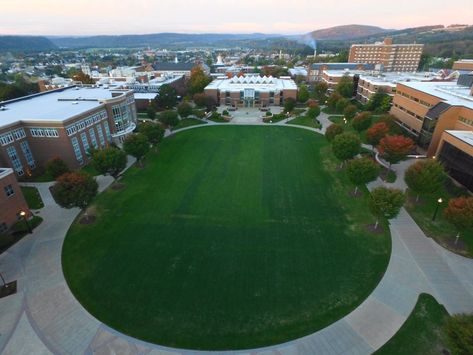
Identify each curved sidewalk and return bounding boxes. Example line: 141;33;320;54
1;123;473;354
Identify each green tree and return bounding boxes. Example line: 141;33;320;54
332;133;361;165
346;157;380;194
146;105;156;119
306;105;321;119
378;135;415;168
52;172;98;210
297;84;310;103
45;157;70;179
177;101;193;118
366;92;392;113
193;93;216;111
159;110;179;128
444;314;473;355
283;97;296;113
139;122;165;146
343;104;357;120
313;82;328;100
352;111;372;132
335;75;354;98
405;160;446;201
369;187;405;229
91;147;127;179
325;123;344;142
155;84;178;109
189;67;212;95
123;133;150;166
335;98;350;113
327;92;342;111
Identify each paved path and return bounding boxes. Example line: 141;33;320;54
1;124;473;354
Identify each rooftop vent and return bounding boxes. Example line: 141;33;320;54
72;102;79;105
0;106;6;111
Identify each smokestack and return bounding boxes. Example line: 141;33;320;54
314;49;317;57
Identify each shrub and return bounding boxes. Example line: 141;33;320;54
265;111;273;117
45;157;70;179
222;110;229;116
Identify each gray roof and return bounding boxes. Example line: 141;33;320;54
310;63;375;70
425;102;451;120
153;63;196;71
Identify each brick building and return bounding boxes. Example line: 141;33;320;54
307;63;374;83
0;85;137;177
204;75;298;108
349;38;423;72
452;59;473;72
0;168;30;233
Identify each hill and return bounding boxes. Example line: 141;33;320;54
308;24;389;40
48;33;281;49
0;36;57;52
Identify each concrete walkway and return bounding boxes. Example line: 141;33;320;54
1;123;473;354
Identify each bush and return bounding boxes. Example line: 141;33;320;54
325;123;344;142
444;314;473;355
193;109;206;119
45;157;70;179
222;110;229;116
352;111;372;132
265;111;273;117
177;101;193;118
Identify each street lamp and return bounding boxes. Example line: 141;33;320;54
20;210;32;234
432;198;443;221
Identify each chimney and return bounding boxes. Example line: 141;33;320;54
384;37;393;45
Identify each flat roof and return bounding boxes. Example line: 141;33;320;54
133;93;158;100
399;81;473;110
205;75;297;92
0;86;130;127
446;130;473;147
359;71;445;86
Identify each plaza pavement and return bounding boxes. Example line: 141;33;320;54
1;118;473;354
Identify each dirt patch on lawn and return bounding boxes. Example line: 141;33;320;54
79;215;96;225
366;224;384;235
349;190;363;198
111;183;125;190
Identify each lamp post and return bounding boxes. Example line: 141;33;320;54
20;210;32;234
432;198;443;221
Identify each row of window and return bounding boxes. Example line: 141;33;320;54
393;103;424;121
0;128;26;146
5;141;35;176
459;116;473;127
397;91;432;108
66;110;108;136
30;128;59;138
71;122;111;164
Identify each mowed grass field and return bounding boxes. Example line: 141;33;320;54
62;125;390;350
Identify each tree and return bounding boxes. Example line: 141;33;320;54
378;114;403;135
155;84;177;109
306;105;321;119
378;135;415;168
193;93;215;111
71;71;94;84
444;197;473;241
366;92;392;113
352;111;372;132
146;105;156;120
366;122;390;148
343;104;357;120
123;133;150;166
335;75;354;98
307;99;319;108
405;160;446;201
327;92;342;111
188;67;212;95
45;157;70;179
159;110;179;128
335;98;350;113
313;82;328;99
139;122;165;145
346;157;380;194
283;97;296;113
52;172;98;210
325;124;344;142
369;187;405;229
297;84;310;103
91;147;127;180
444;314;473;355
332;133;361;165
177;101;193;118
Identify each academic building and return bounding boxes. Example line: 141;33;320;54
390;74;473;191
0;167;30;232
349;38;423;72
0;85;137;177
204;75;297;108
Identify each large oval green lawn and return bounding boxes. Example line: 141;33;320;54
62;125;390;350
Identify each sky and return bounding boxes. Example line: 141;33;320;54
0;0;471;36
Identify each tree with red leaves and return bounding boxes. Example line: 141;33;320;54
366;122;390;149
52;172;98;210
444;197;473;243
377;135;414;168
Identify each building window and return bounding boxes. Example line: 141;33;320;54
71;137;83;163
89;128;98;149
80;132;90;154
6;146;24;175
103;122;112;141
97;125;105;147
12;128;26;140
4;184;14;197
0;132;14;146
20;141;35;169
